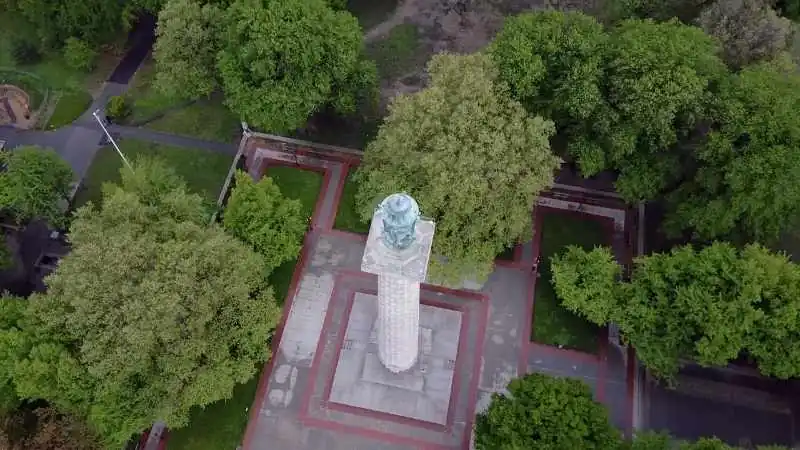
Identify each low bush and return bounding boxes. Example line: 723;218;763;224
106;95;129;120
63;38;97;72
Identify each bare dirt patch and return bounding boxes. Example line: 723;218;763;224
368;0;602;106
0;84;35;129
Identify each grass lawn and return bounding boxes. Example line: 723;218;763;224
531;211;610;353
46;90;93;128
347;0;399;30
366;23;422;80
334;172;369;234
166;374;259;450
0;12;116;128
265;166;323;220
73;139;232;208
125;62;176;123
125;62;240;143
145;96;241;143
265;166;323;304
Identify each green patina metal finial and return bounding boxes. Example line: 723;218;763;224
378;193;419;250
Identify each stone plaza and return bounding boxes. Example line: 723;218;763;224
239;135;637;450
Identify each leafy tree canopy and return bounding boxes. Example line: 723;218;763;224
475;372;621;450
625;432;788;450
223;171;306;270
551;246;621;325
217;0;376;133
551;242;800;379
355;52;560;285
15;0;124;48
582;18;725;201
665;60;800;242
4;158;281;446
0;146;74;227
490;13;726;202
0;295;27;413
153;0;222;100
477;374;791;450
489;10;607;125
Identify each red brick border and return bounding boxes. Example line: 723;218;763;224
324;229;368;242
299;417;454;450
494;243;526;270
324;161;349;231
297;270;488;449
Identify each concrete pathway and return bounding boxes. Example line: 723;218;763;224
0;16;158;182
238;135;637;450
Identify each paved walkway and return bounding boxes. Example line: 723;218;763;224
240;136;637;450
0;16;162;182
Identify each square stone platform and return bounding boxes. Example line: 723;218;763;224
329;293;462;425
299;271;488;448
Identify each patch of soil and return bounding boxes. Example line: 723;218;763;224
0;84;35;129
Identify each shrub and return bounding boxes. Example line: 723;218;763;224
106;95;129;120
475;373;621;449
698;0;791;68
10;39;41;65
63;37;97;72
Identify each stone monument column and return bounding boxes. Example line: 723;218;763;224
361;193;435;373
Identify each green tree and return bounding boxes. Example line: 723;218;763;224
0;146;74;227
698;0;791;69
553;242;800;379
489;13;726;203
217;0;376;133
489;11;607;125
625;431;673;450
551;246;621;325
665;61;800;242
12;159;281;446
739;244;800;379
62;37;96;72
223;171;306;270
612;242;762;378
0;295;27;413
355;53;560;285
16;0;123;48
475;373;621;450
582;18;725;201
153;0;222;100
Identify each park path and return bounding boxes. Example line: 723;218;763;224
0;15;157;182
